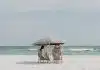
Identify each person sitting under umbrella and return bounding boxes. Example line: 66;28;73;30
52;44;63;63
40;45;45;51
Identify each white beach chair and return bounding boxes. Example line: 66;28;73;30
38;45;52;63
52;45;63;63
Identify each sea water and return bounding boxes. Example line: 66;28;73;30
0;46;100;55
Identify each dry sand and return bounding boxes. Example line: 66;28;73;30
0;55;100;70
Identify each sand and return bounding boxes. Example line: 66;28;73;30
0;55;100;70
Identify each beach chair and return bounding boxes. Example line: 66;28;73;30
38;46;51;63
52;45;63;63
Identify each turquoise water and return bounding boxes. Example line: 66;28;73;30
0;46;100;55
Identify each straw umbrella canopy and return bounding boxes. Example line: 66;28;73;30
33;37;64;46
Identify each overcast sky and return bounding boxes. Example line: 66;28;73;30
0;0;100;46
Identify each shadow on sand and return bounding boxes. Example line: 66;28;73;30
16;61;56;65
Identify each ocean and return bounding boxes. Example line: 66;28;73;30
0;46;100;55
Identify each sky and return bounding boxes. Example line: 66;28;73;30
0;0;100;46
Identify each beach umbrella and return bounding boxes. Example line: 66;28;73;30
33;37;64;46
